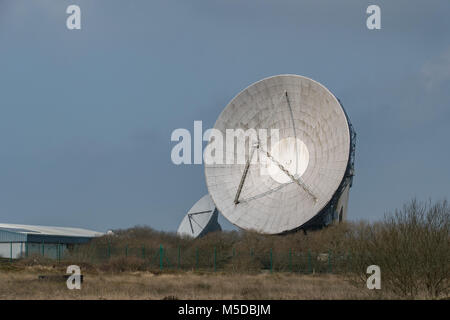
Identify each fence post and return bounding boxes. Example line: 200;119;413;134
213;247;216;272
10;242;12;262
328;250;332;273
347;250;351;273
289;248;292;272
195;247;199;270
25;242;28;258
90;242;94;264
270;248;273;273
307;250;312;274
159;244;163;270
42;241;45;257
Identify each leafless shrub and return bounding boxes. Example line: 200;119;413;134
53;198;449;298
347;199;449;298
99;256;147;273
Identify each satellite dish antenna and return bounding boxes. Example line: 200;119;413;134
177;194;222;238
205;75;356;234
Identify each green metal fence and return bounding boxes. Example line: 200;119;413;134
0;242;353;274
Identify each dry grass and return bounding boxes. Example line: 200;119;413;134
1;198;447;300
0;267;383;300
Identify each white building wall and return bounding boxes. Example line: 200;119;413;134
0;243;67;259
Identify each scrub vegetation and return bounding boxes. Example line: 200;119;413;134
0;198;448;299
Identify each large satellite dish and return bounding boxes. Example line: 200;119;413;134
177;194;222;238
205;75;355;234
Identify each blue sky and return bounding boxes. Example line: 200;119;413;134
0;0;449;232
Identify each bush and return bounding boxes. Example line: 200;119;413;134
348;199;449;298
99;256;147;273
54;198;449;298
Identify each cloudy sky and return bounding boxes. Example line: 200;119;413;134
0;0;449;232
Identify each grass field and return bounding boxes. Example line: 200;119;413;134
0;266;384;300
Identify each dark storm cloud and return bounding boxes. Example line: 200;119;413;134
0;0;449;231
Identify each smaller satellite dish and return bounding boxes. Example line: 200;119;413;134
177;194;222;238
